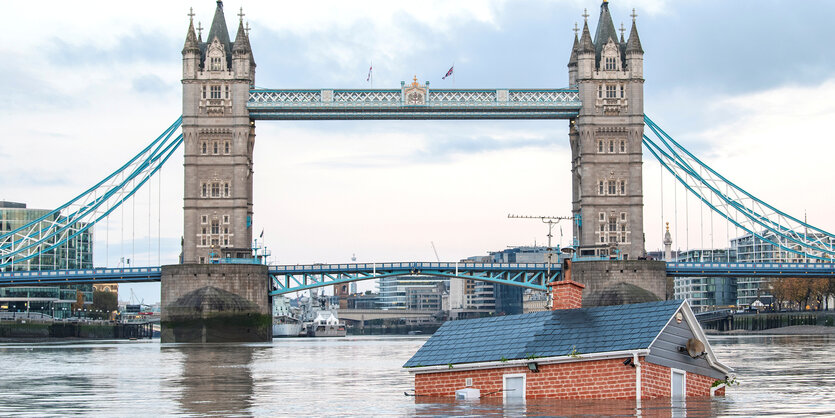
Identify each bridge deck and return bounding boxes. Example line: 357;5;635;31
247;88;581;120
1;262;834;289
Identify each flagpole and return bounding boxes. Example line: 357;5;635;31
452;61;455;87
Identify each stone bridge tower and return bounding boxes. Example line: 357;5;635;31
569;1;645;260
181;1;256;263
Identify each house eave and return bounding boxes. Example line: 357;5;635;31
404;348;651;374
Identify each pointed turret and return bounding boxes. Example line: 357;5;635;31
579;20;595;54
626;20;643;54
568;33;579;66
232;18;256;82
183;19;199;54
205;0;233;69
626;12;644;79
182;10;200;79
568;32;579;87
593;1;619;67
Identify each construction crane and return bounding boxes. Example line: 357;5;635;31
430;241;441;262
507;214;574;249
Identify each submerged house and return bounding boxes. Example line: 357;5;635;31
403;280;733;400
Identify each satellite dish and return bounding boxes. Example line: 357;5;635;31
685;338;706;359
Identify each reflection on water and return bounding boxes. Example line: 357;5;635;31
167;344;261;416
0;335;833;416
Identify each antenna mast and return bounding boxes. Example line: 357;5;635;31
507;214;574;249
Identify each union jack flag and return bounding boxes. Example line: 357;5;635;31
442;65;454;80
367;64;372;82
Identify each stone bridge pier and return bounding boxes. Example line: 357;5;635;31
160;264;271;343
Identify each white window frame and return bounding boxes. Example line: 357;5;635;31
502;373;526;402
670;368;687;399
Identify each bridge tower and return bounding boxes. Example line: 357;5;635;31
181;1;256;263
569;1;645;259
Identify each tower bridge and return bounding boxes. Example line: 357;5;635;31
2;1;835;342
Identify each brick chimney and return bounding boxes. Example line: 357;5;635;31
549;259;585;310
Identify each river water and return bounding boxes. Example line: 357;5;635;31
0;334;832;416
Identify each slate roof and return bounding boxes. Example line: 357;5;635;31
403;300;684;368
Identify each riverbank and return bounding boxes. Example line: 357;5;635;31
705;325;835;335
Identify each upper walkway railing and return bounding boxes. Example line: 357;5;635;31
2;262;835;289
247;88;581;120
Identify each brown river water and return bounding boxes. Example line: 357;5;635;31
0;334;833;416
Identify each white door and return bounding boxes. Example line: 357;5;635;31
503;374;525;401
672;370;685;398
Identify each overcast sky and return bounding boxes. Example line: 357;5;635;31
2;1;834;303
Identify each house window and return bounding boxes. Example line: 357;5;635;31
600;225;605;232
201;141;207;154
620;85;625;98
598;85;603;98
225;85;230;99
211;221;220;235
224;237;229;246
608;181;616;195
223;215;229;224
224;183;230;197
213;142;219;154
199;256;205;264
598;181;604;195
210;85;221;99
619;180;626;195
201;215;208;224
211;182;220;197
224;141;230;154
202;86;206;99
609;140;614;153
620;140;626;153
201;183;207;197
606;85;617;98
201;236;206;246
599;213;605;222
621;212;627;221
598;140;603;153
609;216;617;232
210;57;222;71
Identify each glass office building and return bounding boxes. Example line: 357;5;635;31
0;201;93;318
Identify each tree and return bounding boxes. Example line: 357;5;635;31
91;290;118;319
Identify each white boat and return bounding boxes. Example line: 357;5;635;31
302;310;346;337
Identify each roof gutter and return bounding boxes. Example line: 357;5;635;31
405;349;651;374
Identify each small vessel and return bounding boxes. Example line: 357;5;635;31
303;310;347;337
272;296;302;338
295;290;347;337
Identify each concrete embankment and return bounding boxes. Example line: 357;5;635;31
0;319;152;341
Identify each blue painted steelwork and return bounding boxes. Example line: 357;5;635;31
268;262;561;295
3;262;835;288
0;267;162;286
0;118;183;268
247;88;581;120
666;261;835;278
643;115;835;261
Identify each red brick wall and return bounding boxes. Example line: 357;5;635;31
414;357;723;399
641;360;723;398
415;358;637;399
641;360;671;398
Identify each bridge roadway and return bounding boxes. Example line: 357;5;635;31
1;261;834;292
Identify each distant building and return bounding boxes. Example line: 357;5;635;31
673;249;738;312
0;201;94;318
730;231;835;307
378;275;447;310
347;293;378;309
407;283;444;311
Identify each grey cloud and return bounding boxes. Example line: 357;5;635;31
47;31;178;67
